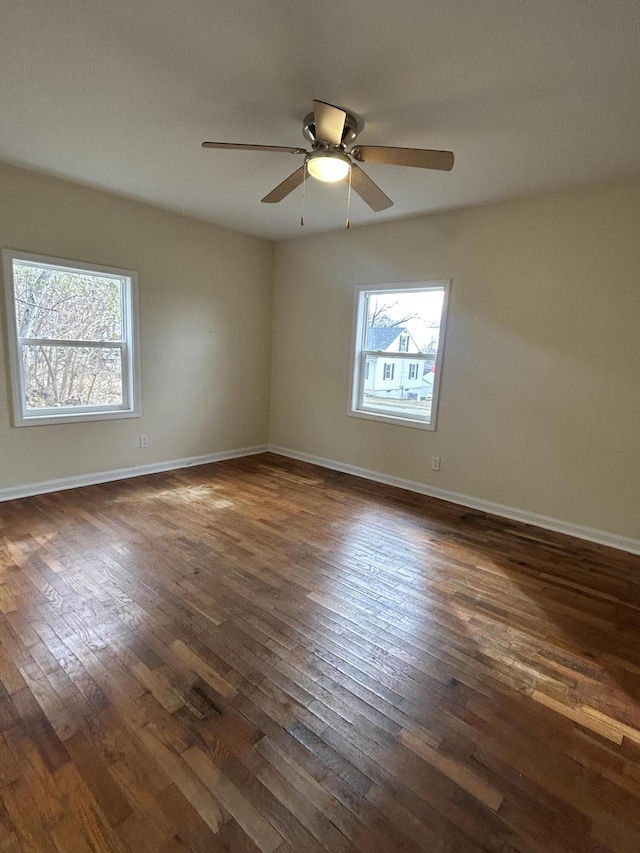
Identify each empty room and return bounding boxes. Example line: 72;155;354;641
1;2;640;851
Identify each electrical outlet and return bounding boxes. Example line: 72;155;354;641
431;456;441;471
139;434;148;449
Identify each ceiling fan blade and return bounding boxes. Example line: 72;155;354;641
351;145;454;171
261;166;307;203
202;142;307;154
313;100;347;146
350;164;393;211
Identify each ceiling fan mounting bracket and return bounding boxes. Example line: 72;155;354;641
302;110;361;148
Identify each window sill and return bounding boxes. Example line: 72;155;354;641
14;409;140;427
348;409;436;431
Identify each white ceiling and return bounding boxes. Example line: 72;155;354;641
1;1;640;240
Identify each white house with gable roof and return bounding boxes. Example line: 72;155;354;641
363;326;435;402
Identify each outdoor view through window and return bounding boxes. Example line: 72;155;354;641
3;251;139;424
353;282;448;428
15;263;124;410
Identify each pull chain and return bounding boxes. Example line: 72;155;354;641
345;165;352;229
301;163;306;227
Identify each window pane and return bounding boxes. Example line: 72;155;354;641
362;355;433;420
13;262;123;341
22;345;123;410
364;289;444;354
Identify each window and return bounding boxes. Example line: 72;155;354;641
2;250;140;426
350;280;449;430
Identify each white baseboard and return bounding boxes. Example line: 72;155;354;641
268;445;640;557
3;442;638;557
0;445;269;503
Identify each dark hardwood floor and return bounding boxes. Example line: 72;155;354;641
0;452;639;852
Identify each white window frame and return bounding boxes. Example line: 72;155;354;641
2;249;141;427
349;280;450;431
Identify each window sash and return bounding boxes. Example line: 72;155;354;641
17;340;131;414
358;354;433;414
358;350;433;392
361;350;431;360
19;337;124;348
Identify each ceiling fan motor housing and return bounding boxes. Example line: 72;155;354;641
303;110;361;149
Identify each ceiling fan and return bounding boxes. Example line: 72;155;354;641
202;100;454;212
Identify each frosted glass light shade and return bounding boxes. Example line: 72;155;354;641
306;152;351;183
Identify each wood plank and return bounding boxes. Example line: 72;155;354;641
396;728;504;811
182;745;282;853
169;640;237;700
0;453;639;851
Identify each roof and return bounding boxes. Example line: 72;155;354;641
366;326;406;351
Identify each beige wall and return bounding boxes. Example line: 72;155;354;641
2;160;638;543
270;181;640;540
0;162;273;488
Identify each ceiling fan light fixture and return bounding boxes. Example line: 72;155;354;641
306;150;351;183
